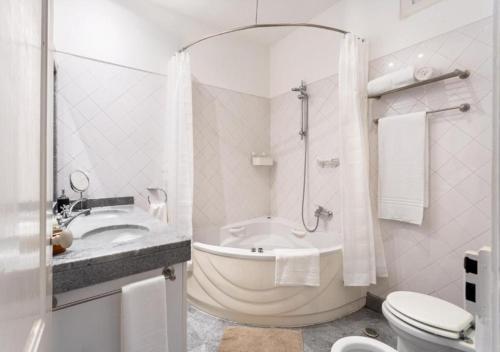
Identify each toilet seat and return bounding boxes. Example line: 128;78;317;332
385;291;474;340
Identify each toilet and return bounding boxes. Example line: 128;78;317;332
331;336;397;352
382;291;475;352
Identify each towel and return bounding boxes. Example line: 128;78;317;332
121;276;168;352
149;202;168;223
368;66;415;96
274;248;320;287
414;66;434;81
378;111;429;225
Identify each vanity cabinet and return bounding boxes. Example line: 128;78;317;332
53;263;187;352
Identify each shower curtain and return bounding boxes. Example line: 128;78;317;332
339;34;387;286
164;52;193;238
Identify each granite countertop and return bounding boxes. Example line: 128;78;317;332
53;204;191;294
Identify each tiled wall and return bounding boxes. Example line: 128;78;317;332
55;52;167;209
270;17;493;306
192;83;271;244
368;17;493;305
55;53;271;241
56;17;492;306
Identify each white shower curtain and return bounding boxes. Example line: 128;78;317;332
339;34;387;286
165;52;194;238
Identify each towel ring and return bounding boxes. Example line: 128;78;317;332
147;187;168;205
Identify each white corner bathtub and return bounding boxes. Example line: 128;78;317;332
187;217;367;327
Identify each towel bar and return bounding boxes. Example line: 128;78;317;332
147;187;168;205
52;267;176;311
368;69;470;99
373;103;470;124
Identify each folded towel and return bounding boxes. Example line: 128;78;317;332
121;276;168;352
378;111;429;225
414;66;434;81
275;248;320;287
368;66;415;96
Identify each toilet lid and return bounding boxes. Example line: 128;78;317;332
386;291;473;336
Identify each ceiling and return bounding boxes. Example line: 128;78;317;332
149;0;341;45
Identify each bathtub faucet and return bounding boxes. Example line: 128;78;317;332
314;206;333;218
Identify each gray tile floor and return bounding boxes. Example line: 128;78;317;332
187;305;397;352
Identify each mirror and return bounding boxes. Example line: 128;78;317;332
69;170;89;194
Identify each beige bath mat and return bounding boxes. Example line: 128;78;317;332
218;326;303;352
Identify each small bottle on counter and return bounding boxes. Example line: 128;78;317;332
56;189;70;213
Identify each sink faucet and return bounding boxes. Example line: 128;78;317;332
57;208;91;228
56;199;91;228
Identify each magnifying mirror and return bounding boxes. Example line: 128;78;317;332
69;170;89;194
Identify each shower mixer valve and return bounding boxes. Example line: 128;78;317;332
314;206;333;218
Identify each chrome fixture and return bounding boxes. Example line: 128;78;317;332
179;23;351;52
57;207;91;228
146;187;168;205
314;206;333;218
292;81;332;232
68;169;90;212
52;266;177;311
292;81;309;140
317;158;340;168
368;69;470;99
374;103;471;124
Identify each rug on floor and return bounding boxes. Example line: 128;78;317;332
218;326;303;352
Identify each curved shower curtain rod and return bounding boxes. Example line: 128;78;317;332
178;23;351;52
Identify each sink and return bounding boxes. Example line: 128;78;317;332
86;208;129;220
81;224;150;245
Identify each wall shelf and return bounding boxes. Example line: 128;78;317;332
368;69;470;99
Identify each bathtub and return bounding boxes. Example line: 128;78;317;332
187;217;367;327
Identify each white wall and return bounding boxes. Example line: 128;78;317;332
270;0;493;96
54;0;270;97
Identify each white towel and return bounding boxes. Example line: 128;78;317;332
149;202;168;223
274;248;320;287
121;276;168;352
414;66;434;81
378;111;429;225
368;66;416;96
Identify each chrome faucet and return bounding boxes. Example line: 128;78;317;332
56;198;91;228
57;208;91;228
314;206;333;218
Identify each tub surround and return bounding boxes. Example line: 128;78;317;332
53;204;191;294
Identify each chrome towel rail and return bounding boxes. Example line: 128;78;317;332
147;187;167;205
373;103;471;124
52;267;176;312
368;69;470;99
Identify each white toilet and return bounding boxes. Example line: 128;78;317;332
382;291;475;352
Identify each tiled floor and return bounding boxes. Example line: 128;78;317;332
187;305;397;352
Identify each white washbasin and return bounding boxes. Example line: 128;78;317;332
86;208;129;220
331;337;397;352
81;224;150;245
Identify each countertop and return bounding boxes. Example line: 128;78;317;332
52;205;191;294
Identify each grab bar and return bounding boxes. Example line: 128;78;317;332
52;267;176;312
